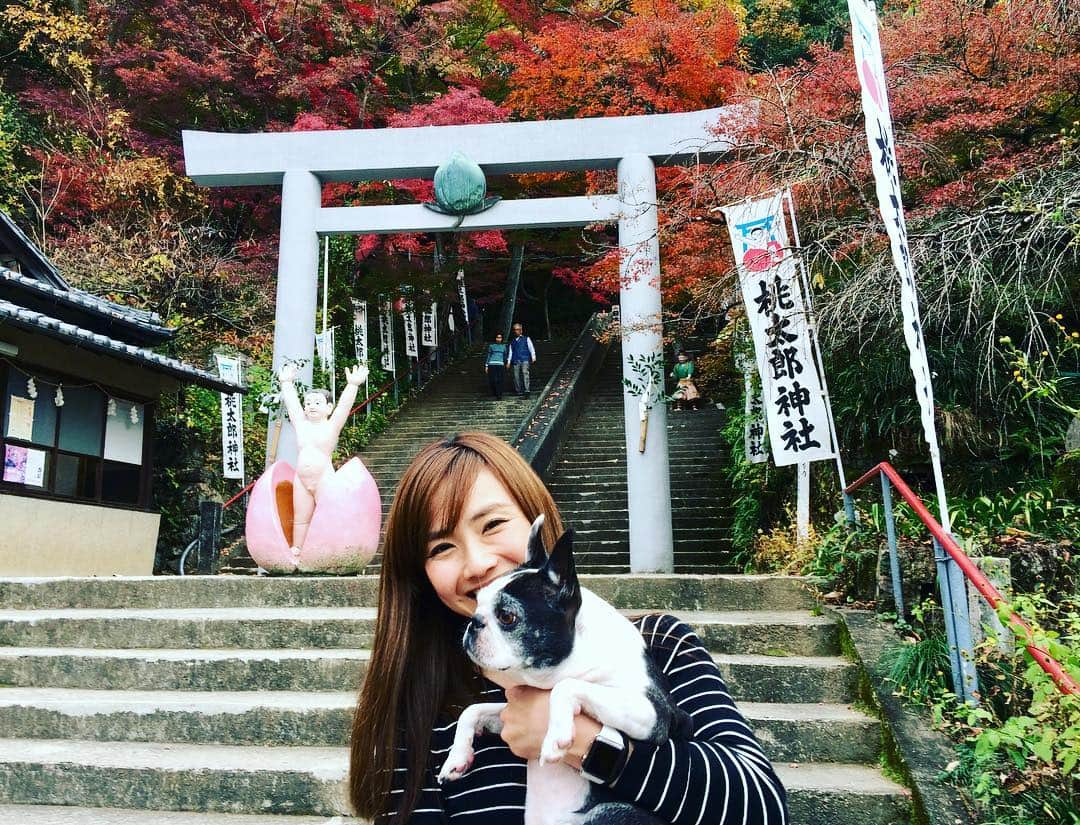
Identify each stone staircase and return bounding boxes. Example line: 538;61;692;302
548;347;736;573
0;575;911;823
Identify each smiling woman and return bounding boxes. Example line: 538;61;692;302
350;433;564;820
349;432;789;825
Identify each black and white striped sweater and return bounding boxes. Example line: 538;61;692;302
382;613;790;824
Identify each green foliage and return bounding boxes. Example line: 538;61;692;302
949;485;1080;544
0;88;37;218
742;0;849;67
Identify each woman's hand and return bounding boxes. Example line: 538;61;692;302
500;685;602;768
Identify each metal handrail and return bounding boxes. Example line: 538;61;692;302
846;461;1079;697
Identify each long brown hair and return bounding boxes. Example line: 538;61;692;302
349;432;563;821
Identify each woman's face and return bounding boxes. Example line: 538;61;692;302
424;469;532;618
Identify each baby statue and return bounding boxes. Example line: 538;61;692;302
277;361;368;555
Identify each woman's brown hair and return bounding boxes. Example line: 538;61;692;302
349;432;563;822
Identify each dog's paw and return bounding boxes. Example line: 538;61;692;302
538;723;574;765
437;747;474;784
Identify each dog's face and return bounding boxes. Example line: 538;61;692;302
463;515;582;676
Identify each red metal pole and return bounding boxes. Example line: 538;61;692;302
847;462;1079;696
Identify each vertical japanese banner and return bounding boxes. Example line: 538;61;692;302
421;301;438;347
848;0;950;528
215;354;245;480
352;299;368;364
743;362;769;464
721;193;835;466
379;301;395;373
402;302;419;358
457;270;469;323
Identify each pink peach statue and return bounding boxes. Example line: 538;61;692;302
245;362;381;574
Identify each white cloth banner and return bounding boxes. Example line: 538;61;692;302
457;270;469;323
315;326;336;369
352;300;368;364
421;301;438;347
722;193;834;466
379;301;395;373
215;354;245;480
744;365;769;464
403;302;419;358
848;0;949;526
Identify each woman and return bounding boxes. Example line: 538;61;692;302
485;332;509;400
350;433;788;824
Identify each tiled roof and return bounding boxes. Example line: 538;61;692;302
0;298;245;394
0;267;170;338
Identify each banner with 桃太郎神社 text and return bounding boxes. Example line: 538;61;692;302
721;192;835;467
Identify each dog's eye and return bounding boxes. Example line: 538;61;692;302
496;607;518;627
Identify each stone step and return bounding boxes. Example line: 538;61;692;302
0;575;818;611
0;608;834;656
0;741;909;823
0;689;880;762
0;738;347;816
0;805;355;824
0;647;855;702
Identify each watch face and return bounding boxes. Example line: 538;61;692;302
583;731;624;784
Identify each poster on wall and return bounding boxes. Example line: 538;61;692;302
721;192;835;467
848;0;950;525
24;448;45;486
215;355;245;480
421;301;437;348
3;444;27;483
6;395;34;441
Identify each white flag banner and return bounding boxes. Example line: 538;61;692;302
848;0;949;526
744;364;769;464
352;300;368;364
379;301;395;373
421;301;438;347
722;193;834;466
215;354;245;480
314;327;335;374
457;270;469;323
403;302;419;358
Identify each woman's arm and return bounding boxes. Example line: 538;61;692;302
603;614;789;825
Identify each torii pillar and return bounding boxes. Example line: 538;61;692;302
182;108;738;572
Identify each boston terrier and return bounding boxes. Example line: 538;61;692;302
437;515;690;825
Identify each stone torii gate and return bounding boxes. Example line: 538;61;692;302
182;108;737;572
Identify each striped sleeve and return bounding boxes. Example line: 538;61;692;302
378;742;449;824
605;614;790;825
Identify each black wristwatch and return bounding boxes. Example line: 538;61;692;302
580;724;628;785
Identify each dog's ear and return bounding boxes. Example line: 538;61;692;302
525;514;548;569
544;529;580;608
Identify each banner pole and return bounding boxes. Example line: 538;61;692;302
784;190;853;521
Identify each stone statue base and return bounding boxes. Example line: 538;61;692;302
245;457;381;574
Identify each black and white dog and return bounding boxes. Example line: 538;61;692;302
437;515;690;825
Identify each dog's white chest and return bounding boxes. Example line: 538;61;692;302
525;760;590;825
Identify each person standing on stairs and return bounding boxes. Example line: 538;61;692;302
485;332;509;400
349;432;790;825
507;322;536;397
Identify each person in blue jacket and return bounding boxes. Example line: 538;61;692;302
506;322;536;397
485;332;509;400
